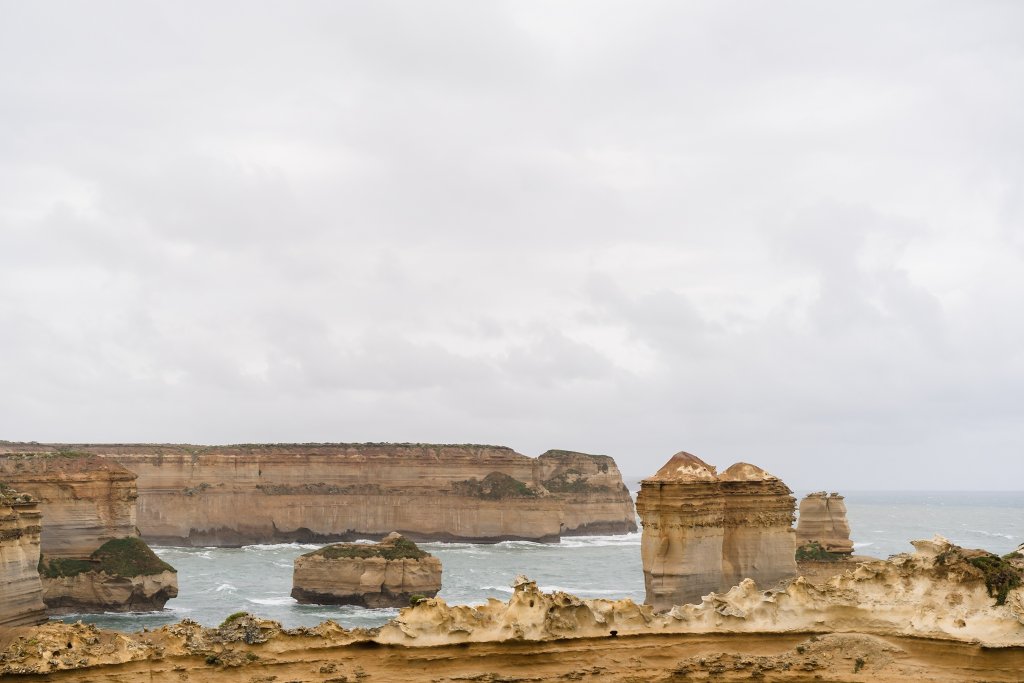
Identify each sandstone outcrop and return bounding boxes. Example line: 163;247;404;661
0;452;177;613
291;532;442;607
39;537;178;613
1;538;1021;680
636;452;797;610
0;443;637;545
0;486;46;627
796;491;854;553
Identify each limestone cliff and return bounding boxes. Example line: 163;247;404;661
0;452;177;613
291;532;442;607
0;487;46;627
796;491;854;553
0;443;636;545
0;452;138;557
637;453;798;610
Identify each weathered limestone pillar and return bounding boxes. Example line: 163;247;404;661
720;462;797;589
795;492;854;554
636;452;724;611
0;487;46;627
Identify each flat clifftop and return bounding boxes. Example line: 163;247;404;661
0;451;137;478
0;442;520;459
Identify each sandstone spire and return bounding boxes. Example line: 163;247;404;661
719;462;797;589
795;492;854;554
636;452;725;610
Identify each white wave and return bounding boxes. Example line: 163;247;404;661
241;543;324;552
273;562;293;568
480;585;514;593
214;583;236;592
558;533;642;548
539;585;625;595
248;597;295;606
967;529;1014;539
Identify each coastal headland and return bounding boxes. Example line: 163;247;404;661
0;442;637;545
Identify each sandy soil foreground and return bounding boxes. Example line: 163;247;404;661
1;631;1022;682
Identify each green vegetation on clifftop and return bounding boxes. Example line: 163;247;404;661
39;537;176;578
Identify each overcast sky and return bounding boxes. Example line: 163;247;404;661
1;2;1022;489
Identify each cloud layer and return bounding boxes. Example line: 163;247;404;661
2;2;1022;488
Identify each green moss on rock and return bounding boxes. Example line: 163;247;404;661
312;536;427;561
452;471;538;500
796;541;843;563
968;553;1022;606
38;537;176;578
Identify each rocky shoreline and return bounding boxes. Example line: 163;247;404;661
0;537;1021;681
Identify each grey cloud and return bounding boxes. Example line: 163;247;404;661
1;2;1023;489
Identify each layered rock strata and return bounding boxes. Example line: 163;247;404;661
0;452;138;557
636;452;797;610
0;538;1021;680
39;537;178;613
0;487;46;627
636;452;725;610
795;491;854;553
0;452;177;612
0;443;637;545
720;462;797;589
292;532;442;607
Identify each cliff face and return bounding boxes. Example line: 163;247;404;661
0;487;46;627
0;443;636;545
795;491;854;553
0;453;177;613
636;453;797;610
291;533;442;607
0;453;138;558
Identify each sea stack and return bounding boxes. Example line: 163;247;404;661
719;463;798;589
637;453;799;611
0;452;178;612
0;486;46;627
636;452;725;611
292;532;442;607
795;492;854;554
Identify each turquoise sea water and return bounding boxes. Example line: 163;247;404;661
57;490;1023;632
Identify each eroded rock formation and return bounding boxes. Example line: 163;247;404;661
0;443;637;545
636;453;797;610
636;452;725;610
796;491;854;553
291;532;442;607
0;538;1021;680
720;462;797;589
0;486;46;627
39;537;178;613
0;452;177;612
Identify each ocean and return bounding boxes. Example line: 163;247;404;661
58;490;1023;632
